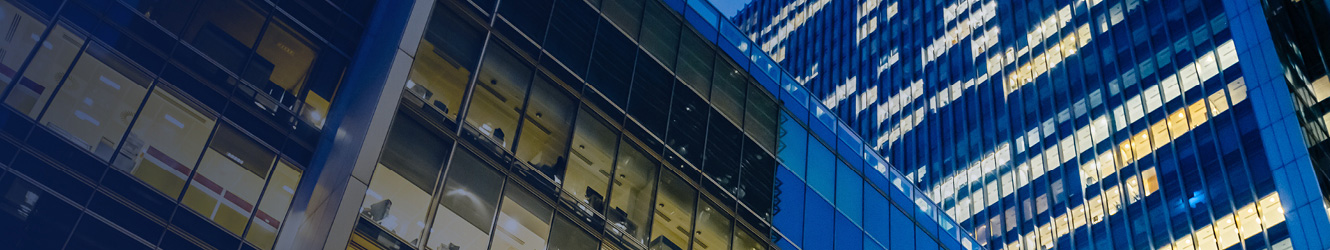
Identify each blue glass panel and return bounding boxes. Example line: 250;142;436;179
776;239;797;250
778;91;809;122
810;119;836;145
755;69;780;96
806;140;836;198
834;214;862;249
662;0;684;12
889;206;914;250
835;163;863;224
804;187;834;250
718;37;748;68
685;0;719;25
772;167;806;246
863;187;891;240
682;9;717;42
916;228;939;250
864;235;886;250
778;115;808;178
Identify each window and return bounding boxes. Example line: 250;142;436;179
771;168;806;245
777;116;809;178
889;206;914;250
711;60;747;122
34;42;153;161
547;215;600;250
692;200;733;250
651;170;696;250
241;18;323;113
600;0;645;37
133;0;200;35
244;161;302;250
676;31;714;97
178;0;268;75
836;164;864;223
744;87;779;150
180;124;278;236
5;24;85;117
704;111;742;190
627;54;674;134
466;42;533;149
606;140;658;245
738;139;776;216
515;76;577;173
543;0;598;77
806;141;836;198
405;4;487;121
427;150;505;250
497;0;554;42
488;183;554;250
114;86;218;199
586;22;637;106
562;109;619;212
0;1;51;88
361;114;453;243
638;1;681;68
667;87;709;165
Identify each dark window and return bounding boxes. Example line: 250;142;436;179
638;1;681;68
585;22;638;107
544;0;598;77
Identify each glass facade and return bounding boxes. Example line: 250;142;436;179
346;0;978;249
0;0;370;248
0;0;982;250
734;0;1330;249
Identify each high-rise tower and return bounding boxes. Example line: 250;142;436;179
735;0;1330;249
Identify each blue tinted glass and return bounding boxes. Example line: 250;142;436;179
863;188;890;240
835;164;863;224
916;228;938;250
778;116;808;178
804;187;834;250
834;214;862;249
889;206;914;250
806;139;836;198
772;167;806;245
864;235;886;250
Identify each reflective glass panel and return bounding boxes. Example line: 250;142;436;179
563;109;619;211
731;228;766;250
427;150;505;250
466;42;532;149
115;86;217;198
244;160;302;250
606;140;658;245
0;1;49;87
692;200;732;250
35;43;152;161
638;1;680;68
516;76;577;174
407;4;487;121
180;124;277;235
488;183;554;250
547;215;600;250
361;114;452;243
651;170;696;250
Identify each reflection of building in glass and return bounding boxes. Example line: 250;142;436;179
0;0;981;250
735;0;1330;249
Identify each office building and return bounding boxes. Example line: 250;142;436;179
0;0;980;249
733;0;1330;249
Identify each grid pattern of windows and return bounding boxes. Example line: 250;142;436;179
734;0;1330;249
347;0;978;250
0;0;373;249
